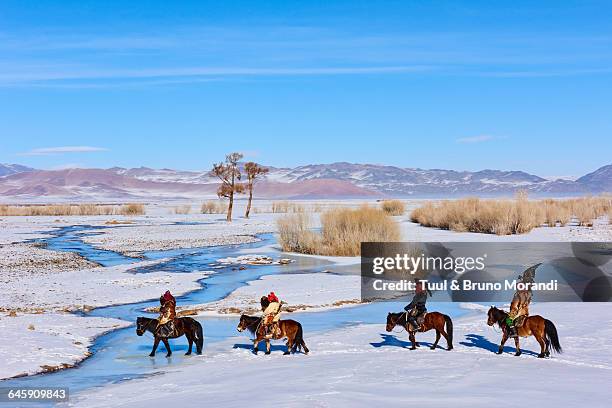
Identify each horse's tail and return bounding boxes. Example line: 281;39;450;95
194;319;204;354
292;322;309;354
544;319;562;354
444;314;454;349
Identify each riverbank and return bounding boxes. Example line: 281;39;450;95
182;272;361;316
0;313;129;379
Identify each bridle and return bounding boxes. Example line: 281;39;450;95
389;312;408;334
488;307;504;334
138;318;156;335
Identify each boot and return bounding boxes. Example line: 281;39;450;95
407;318;418;332
508;324;518;339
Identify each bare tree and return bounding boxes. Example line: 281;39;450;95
211;152;244;222
244;162;269;218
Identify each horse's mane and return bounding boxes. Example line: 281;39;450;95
137;316;159;326
241;314;262;335
489;306;508;327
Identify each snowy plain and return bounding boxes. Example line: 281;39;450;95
0;199;610;406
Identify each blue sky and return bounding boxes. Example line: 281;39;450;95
1;0;611;177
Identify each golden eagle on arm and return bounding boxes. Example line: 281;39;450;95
519;263;541;284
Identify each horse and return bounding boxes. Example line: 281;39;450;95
136;316;204;357
386;311;454;350
487;306;562;358
236;314;309;355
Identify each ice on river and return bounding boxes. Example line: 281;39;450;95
0;313;129;379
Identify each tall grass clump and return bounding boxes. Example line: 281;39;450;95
174;204;191;214
271;201;304;213
381;200;406;216
0;203;145;216
277;213;320;255
277;206;400;256
118;203;145;216
410;195;612;235
201;201;226;214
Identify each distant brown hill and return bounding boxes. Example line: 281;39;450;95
0;162;609;200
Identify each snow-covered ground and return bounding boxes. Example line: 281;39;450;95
80;216;275;256
0;313;129;379
1;200;610;404
185;272;361;316
0;258;210;313
71;302;612;408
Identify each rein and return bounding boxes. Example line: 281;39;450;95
138;318;158;339
391;312;408;334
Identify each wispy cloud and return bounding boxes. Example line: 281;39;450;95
0;65;434;87
456;135;497;144
20;146;109;156
2;25;611;88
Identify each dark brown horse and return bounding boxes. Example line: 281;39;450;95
237;314;309;355
487;306;562;358
386;311;454;350
136;316;203;357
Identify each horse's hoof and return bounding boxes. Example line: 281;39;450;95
514;352;521;357
185;352;192;356
410;347;417;350
447;346;453;351
430;346;436;350
496;350;503;355
265;351;271;355
283;351;290;355
538;353;546;358
149;354;155;357
166;354;172;358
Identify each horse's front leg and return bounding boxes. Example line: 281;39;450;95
252;339;260;355
185;333;193;355
162;338;172;357
265;340;271;355
497;332;508;354
408;331;417;350
284;337;292;355
149;338;160;357
513;336;521;357
431;330;441;350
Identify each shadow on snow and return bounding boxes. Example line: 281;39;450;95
460;334;540;357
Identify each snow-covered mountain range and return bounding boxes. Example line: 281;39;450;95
0;162;609;200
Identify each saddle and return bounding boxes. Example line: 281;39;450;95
156;319;178;338
407;311;427;332
260;322;282;339
514;315;527;328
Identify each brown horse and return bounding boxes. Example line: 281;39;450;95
237;314;309;355
136;316;203;357
487;306;562;358
386;311;453;350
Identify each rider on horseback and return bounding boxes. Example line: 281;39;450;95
404;279;432;331
156;290;177;338
505;264;538;339
260;292;282;338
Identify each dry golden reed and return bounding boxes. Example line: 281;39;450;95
174;204;191;215
380;200;406;216
0;203;145;217
200;201;226;214
271;201;305;213
410;195;611;235
277;205;400;256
